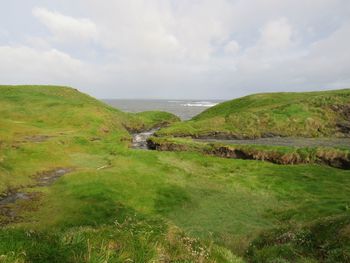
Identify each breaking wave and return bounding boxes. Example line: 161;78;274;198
181;101;218;107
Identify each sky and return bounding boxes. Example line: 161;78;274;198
0;0;350;99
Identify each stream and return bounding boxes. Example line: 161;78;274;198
132;127;350;150
131;128;159;149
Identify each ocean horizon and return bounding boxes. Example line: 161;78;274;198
103;99;223;120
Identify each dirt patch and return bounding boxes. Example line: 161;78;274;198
23;135;54;143
0;192;42;225
0;192;30;205
0;168;72;225
32;168;73;187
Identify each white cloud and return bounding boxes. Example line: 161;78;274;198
32;7;98;44
296;22;350;84
0;45;88;84
81;0;234;61
259;18;294;49
224;40;240;54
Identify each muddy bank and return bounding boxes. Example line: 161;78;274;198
208;145;350;169
171;130;350;141
147;138;350;170
195;137;350;148
332;104;350;134
0;168;72;225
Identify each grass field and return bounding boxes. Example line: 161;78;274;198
0;86;349;262
156;89;350;139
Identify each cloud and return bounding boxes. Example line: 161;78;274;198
296;22;350;85
259;18;294;49
224;40;240;54
80;0;235;62
0;45;88;84
32;7;98;44
0;0;349;98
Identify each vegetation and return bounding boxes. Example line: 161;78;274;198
147;136;350;169
123;111;180;132
0;85;350;262
156;89;350;139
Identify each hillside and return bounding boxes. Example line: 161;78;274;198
156;89;350;139
0;85;179;193
0;86;350;262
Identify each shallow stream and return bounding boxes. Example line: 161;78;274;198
131;128;158;149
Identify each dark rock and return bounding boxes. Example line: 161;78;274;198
146;139;157;150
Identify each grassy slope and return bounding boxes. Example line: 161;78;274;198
0;86;349;263
0;85;179;193
157;89;350;138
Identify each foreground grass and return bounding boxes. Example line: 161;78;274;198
0;86;350;262
157;89;350;139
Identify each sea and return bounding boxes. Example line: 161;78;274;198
103;99;222;120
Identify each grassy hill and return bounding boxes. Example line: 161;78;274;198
0;86;350;262
157;89;350;139
0;85;179;193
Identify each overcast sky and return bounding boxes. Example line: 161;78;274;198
1;0;350;99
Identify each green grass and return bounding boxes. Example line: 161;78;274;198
147;136;350;169
157;89;350;138
0;85;350;262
